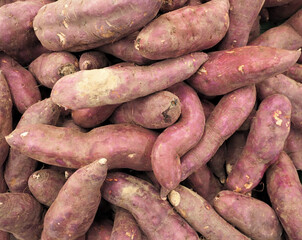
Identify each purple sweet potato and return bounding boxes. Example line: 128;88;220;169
57;117;87;132
151;82;205;198
29;52;79;88
257;74;302;130
41;158;108;240
207;142;227;184
213;190;283;240
187;46;301;96
110;90;181;129
0;231;9;240
28;169;66;207
86;219;113;240
180;85;256;182
111;207;144;240
264;0;295;7
248;15;261;43
51;52;208;110
72;105;120;129
79;51;109;70
226;94;291;193
284;126;302;170
0;193;44;240
284;63;302;83
98;32;152;65
135;0;230;60
101;172;199;240
5;123;158;170
33;0;162;52
219;0;264;50
4;98;61;193
185;0;201;5
0;71;12;167
268;0;302;21
266;151;302;240
200;99;215;119
168;185;250;240
160;0;188;12
0;52;41;113
187;164;223;205
238;102;257;131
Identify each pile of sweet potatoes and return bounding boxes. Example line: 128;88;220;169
0;0;302;239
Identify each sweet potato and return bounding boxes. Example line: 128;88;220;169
101;172;199;240
110;90;181;129
284;63;302;82
98;32;152;65
5;123;158;170
111;207;144;240
0;165;6;193
187;46;301;96
4;98;61;193
180;85;256;182
213;190;283;240
33;0;162;52
28;169;66;207
79;51;109;70
207;142;227;184
264;0;295;7
29;52;79;88
257;74;302;130
0;52;41;113
226;94;291;193
168;185;250;239
268;0;302;21
185;0;201;5
151;82;205;198
0;231;9;240
160;0;188;12
284;126;302;170
0;193;44;240
135;0;230;60
86;219;113;240
266;151;302;239
0;71;12;167
57;117;87;132
51;52;208;109
248;15;261;43
219;0;264;50
42;158;108;240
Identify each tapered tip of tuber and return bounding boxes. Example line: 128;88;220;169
98;158;107;165
169;190;180;207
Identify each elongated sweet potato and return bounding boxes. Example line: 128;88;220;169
28;169;66;207
33;0;162;52
151;82;205;198
180;85;256;182
135;0;229;60
284;63;302;83
0;193;44;240
42;158;108;240
226;94;291;193
219;0;264;50
5;123;158;170
187;46;301;96
86;219;113;240
0;53;41;113
51;52;208;110
168;185;250;239
4;98;61;193
29;51;79;88
101;172;199;240
110;90;181;129
266;151;302;240
79;51;109;70
213;190;282;240
284;126;302;170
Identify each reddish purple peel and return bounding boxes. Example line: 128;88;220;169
79;51;109;70
284;127;302;170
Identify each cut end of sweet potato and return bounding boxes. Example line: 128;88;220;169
169;190;181;207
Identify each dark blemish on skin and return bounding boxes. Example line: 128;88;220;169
162;99;178;123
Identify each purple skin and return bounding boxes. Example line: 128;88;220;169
180;85;256;182
41;158;108;240
72;104;120;129
213;190;283;240
0;193;44;240
268;0;302;22
98;32;152;65
28;169;67;207
187;46;301;96
284;64;302;83
135;0;230;60
168;185;250;240
110;91;181;129
86;219;113;240
266;151;302;240
283;126;302;170
101;172;199;240
5;123;158;170
160;0;188;12
51;52;208;110
0;231;9;240
0;72;12;167
207;142;227;184
248;16;261;43
151;82;205;198
187;164;223;205
79;51;109;70
226;94;292;194
0;52;41;113
4;98;61;193
0;166;7;193
111;207;144;240
257;74;302;130
219;0;264;50
33;0;162;52
264;0;295;7
57;117;87;132
29;51;79;88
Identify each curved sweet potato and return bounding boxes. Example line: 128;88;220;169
79;51;109;70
